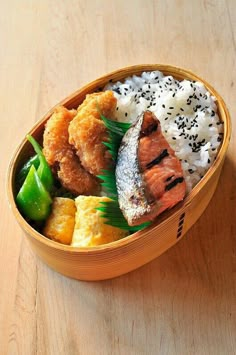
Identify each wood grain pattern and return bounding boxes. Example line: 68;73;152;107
1;0;236;354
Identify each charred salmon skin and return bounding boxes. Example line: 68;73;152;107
115;111;186;226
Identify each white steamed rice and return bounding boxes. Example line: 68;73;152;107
105;71;224;191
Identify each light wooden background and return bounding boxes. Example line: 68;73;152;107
1;1;235;354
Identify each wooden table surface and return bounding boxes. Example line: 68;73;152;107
1;1;235;354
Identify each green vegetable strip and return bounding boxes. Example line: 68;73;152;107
100;114;131;135
16;154;40;189
27;135;54;191
101;114;131;161
97;169;118;199
97;200;150;231
16;165;52;221
16;135;54;222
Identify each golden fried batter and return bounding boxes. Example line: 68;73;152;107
68;91;117;176
43;106;100;195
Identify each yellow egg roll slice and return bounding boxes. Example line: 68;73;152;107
71;196;127;247
43;197;76;245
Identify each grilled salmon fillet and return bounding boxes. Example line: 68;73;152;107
116;111;186;226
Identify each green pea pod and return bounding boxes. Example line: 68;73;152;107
17;154;40;188
27;135;54;192
16;165;52;221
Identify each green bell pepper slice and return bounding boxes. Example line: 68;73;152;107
17;154;40;188
27;135;54;192
16;165;52;221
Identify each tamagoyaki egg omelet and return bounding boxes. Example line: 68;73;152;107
43;197;76;245
71;196;127;247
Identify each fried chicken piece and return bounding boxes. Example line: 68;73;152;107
68;91;117;176
43;106;100;195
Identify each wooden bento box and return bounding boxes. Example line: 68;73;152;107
7;64;231;281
